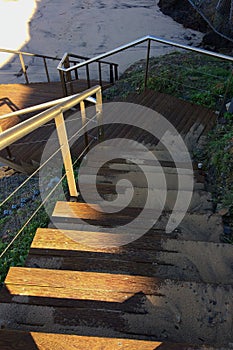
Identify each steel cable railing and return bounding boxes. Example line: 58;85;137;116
57;35;233;92
0;47;86;84
57;35;233;111
0;87;102;200
0;86;102;259
0;139;94;260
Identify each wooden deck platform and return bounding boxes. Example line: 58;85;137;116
0;80;110;118
0;88;216;174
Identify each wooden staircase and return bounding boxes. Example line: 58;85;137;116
0;127;232;349
0;89;216;175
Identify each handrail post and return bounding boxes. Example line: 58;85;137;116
19;53;29;84
114;64;119;81
59;70;68;97
98;62;102;87
86;64;91;88
96;88;103;141
54;112;78;198
64;56;73;95
43;57;50;83
144;39;151;91
74;64;79;80
110;64;114;84
80;100;89;150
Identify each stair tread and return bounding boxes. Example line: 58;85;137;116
0;329;224;350
52;201;159;227
51;201;222;242
1;267;233;346
26;228;233;284
29;227;163;252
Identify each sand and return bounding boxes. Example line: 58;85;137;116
0;0;204;83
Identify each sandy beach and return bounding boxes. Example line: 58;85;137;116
0;0;204;83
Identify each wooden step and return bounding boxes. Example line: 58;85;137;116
25;227;181;277
0;115;20;132
0;267;232;347
0;329;225;350
83;161;205;187
85;160;202;177
79;171;204;191
26;228;233;285
77;183;210;212
51;202;222;242
84;145;193;163
52;201;159;228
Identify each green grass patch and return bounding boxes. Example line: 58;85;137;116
0;207;49;285
104;51;233;110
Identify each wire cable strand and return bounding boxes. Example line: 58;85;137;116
0;173;66;259
0;111;98;208
0;139;94;259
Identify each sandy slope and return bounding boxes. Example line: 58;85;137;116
0;0;203;83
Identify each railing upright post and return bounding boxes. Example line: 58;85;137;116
110;64;114;84
19;53;29;84
80;100;89;150
64;56;73;95
74;64;79;80
86;64;91;88
114;64;119;81
98;62;102;87
55;112;78;198
43;57;50;83
96;88;103;141
59;70;68;97
144;39;151;91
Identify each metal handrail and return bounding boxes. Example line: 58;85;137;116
57;34;233;91
58;35;233;72
58;51;119;96
0;47;63;84
0;47;84;85
58;52;119;69
0;47;62;61
0;85;102;198
0;94;96;121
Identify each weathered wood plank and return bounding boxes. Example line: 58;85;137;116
5;267;161;295
0;329;223;350
0;88;216;174
52;201;173;221
1;267;233;346
26;228;233;284
30;228;165;251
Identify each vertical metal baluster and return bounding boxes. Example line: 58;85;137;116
86;64;91;88
110;64;114;84
59;70;68;97
74;63;79;80
64;56;73;95
80;100;89;150
114;64;119;81
55;112;78;198
144;39;151;91
19;53;29;84
43;57;50;83
96;88;103;141
98;62;102;87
